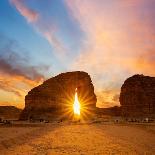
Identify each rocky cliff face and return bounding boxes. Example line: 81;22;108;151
120;74;155;117
20;71;97;120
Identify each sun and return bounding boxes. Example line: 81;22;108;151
73;88;80;115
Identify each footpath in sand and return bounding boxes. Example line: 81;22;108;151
0;123;155;155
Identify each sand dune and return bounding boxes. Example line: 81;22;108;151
0;123;155;155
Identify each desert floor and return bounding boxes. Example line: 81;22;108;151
0;122;155;155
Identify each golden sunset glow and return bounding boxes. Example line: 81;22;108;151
73;88;80;115
1;0;155;109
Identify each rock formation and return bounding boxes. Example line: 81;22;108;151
0;106;22;119
96;106;121;116
120;74;155;117
20;71;97;120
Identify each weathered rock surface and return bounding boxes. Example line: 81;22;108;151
96;106;121;116
120;74;155;117
20;71;97;120
0;106;22;120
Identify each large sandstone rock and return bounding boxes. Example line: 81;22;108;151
20;71;97;120
120;74;155;117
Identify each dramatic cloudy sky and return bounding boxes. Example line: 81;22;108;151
0;0;155;108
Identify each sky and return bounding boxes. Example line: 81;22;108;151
0;0;155;108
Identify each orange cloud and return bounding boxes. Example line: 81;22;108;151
0;73;43;108
0;78;22;97
0;35;46;108
65;0;155;107
96;89;120;108
10;0;39;23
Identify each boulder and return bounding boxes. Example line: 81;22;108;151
120;74;155;117
20;71;97;120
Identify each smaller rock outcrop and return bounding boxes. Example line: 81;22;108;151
0;106;22;119
96;106;121;116
120;74;155;117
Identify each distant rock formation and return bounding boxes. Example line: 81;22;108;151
120;74;155;117
96;106;121;116
20;71;97;120
0;106;22;119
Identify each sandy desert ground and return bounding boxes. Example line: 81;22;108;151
0;122;155;155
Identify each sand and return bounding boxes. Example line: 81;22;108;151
0;122;155;155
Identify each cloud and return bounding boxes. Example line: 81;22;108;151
0;34;48;98
0;79;22;97
37;25;66;53
0;57;47;82
96;90;120;108
65;0;155;107
0;101;12;106
0;73;43;101
119;0;145;6
10;0;65;54
0;44;47;81
10;0;39;23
